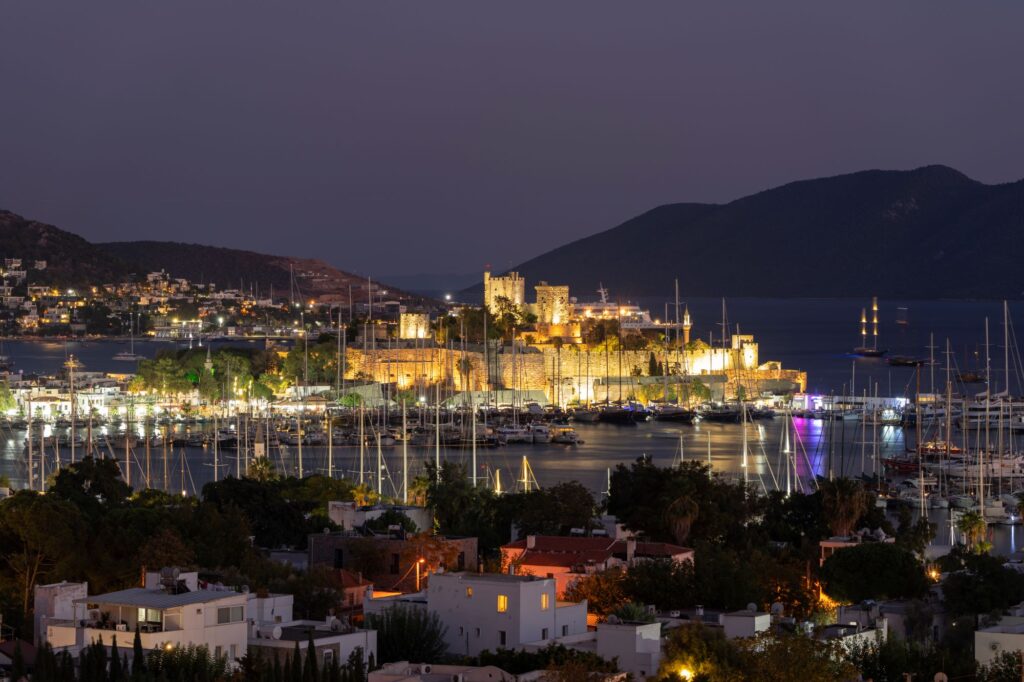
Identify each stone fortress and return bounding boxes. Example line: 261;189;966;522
342;271;806;407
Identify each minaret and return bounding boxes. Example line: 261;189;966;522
682;305;692;345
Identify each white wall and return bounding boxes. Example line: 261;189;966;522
34;582;88;646
596;622;662;679
248;594;295;627
976;629;1024;666
428;574;582;657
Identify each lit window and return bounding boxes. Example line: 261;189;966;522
497;595;509;613
466;587;473;598
541;593;550;611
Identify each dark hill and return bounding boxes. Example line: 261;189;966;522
0;211;421;302
101;240;424;303
475;165;1024;299
0;210;129;286
99;241;296;293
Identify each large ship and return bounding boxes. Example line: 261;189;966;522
852;297;887;357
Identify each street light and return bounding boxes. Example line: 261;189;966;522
415;557;426;591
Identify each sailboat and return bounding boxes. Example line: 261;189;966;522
852;297;887;357
113;312;145;362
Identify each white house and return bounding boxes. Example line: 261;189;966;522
247;591;377;668
327;501;432;534
428;573;587;657
34;581;89;647
527;620;662;679
721;610;771;640
366;572;588;658
39;570;249;666
975;618;1024;667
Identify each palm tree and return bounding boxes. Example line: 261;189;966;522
665;495;700;545
956;511;987;552
820;478;869;537
353;483;379;507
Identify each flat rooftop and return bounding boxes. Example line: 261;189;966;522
75;588;242;609
437;572;543;584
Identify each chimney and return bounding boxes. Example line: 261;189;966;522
626;538;636;563
526;535;536;550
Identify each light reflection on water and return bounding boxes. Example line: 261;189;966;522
3;416;1023;555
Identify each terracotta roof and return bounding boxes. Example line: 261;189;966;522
518;550;614;568
338;568;373;588
0;640;36;666
633;541;694;557
503;536;693;564
503;536;618;553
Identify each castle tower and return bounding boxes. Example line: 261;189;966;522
483;269;525;314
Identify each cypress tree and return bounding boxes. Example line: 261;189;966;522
110;636;124;682
290;641;303;682
328;653;342;682
272;654;283;682
132;626;146;680
11;641;26;682
303;633;319;682
34;641;55;682
58;650;75;682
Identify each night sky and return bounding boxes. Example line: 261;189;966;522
2;3;1022;279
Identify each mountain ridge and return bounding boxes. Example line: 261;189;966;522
0;211;422;302
467;165;1024;299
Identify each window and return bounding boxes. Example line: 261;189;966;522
458;552;466;571
230;645;237;661
542;628;549;640
458;626;464;636
466;587;473;598
561;625;568;636
475;628;480;637
136;608;161;624
324;650;334;666
215;646;223;659
333;549;344;569
216;605;244;624
497;595;509;613
541;593;550;610
499;630;506;646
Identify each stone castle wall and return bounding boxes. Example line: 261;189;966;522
340;344;802;404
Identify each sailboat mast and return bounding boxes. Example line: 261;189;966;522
983;317;990;515
402;400;408;504
357;405;365;484
213;412;219;483
27;398;33;492
1005;300;1010;395
376;432;383;496
471;398;478;487
741;401;748;490
435;381;441;480
674;279;681;350
871;296;879;351
327;411;333;478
